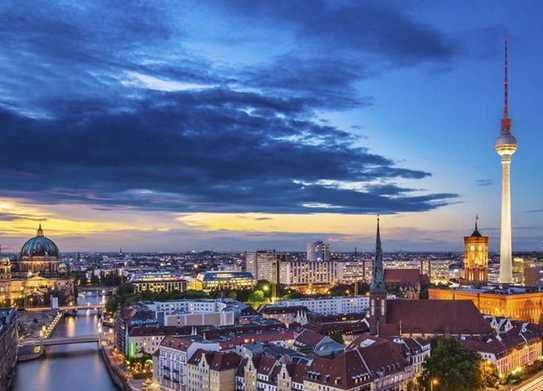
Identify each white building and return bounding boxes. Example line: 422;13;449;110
154;336;221;391
143;299;245;327
269;296;369;316
279;260;336;289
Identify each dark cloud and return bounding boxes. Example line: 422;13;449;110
0;89;456;214
0;1;458;215
221;0;456;63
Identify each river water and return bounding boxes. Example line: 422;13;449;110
12;294;118;391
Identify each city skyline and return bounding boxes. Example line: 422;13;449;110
1;2;542;252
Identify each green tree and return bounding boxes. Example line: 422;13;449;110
480;360;500;390
227;290;238;300
421;337;482;391
329;330;344;345
256;280;272;298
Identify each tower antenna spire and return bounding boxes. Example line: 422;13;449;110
501;36;512;132
504;36;509;117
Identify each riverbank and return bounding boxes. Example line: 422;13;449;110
100;346;147;391
17;310;64;362
17;309;60;339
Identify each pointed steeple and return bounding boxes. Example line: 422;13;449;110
501;37;512;133
37;224;44;237
371;215;385;293
471;215;482;237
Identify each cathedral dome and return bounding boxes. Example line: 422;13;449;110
19;225;59;258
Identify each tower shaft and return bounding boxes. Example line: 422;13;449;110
499;157;513;283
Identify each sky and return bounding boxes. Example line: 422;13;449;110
0;1;542;252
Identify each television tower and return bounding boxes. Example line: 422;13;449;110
496;37;517;284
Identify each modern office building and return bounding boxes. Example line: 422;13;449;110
129;271;187;293
306;240;330;262
194;271;256;291
278;259;336;293
245;250;277;282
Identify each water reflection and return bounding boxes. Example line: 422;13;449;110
13;295;117;391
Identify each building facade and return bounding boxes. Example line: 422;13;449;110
266;296;369;316
194;272;256;291
306;240;331;262
0;225;74;308
245;250;278;282
129;272;187;293
187;350;241;391
463;218;489;284
279;260;336;293
429;287;543;323
155;336;221;391
464;319;542;376
0;309;17;391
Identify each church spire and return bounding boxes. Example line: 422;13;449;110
501;37;512;133
37;223;44;237
371;215;385;293
475;214;479;232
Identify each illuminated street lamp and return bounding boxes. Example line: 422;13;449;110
430;378;439;391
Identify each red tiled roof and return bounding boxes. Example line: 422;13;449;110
356;338;408;374
129;326;186;337
286;362;307;384
188;349;241;371
307;337;410;388
307;350;368;389
255;355;278;376
160;335;195;351
294;329;326;348
464;321;542;358
384;269;421;285
386;300;492;335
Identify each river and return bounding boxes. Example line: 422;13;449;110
12;294;118;391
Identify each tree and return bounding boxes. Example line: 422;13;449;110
329;330;344;345
480;360;500;390
421;337;482;391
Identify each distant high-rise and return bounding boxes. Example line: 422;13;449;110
245;250;277;282
306;240;330;262
496;38;517;284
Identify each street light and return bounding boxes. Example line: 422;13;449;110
431;378;439;391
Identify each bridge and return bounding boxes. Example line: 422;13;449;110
20;334;100;348
25;303;105;312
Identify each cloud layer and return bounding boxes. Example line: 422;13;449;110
0;1;458;215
